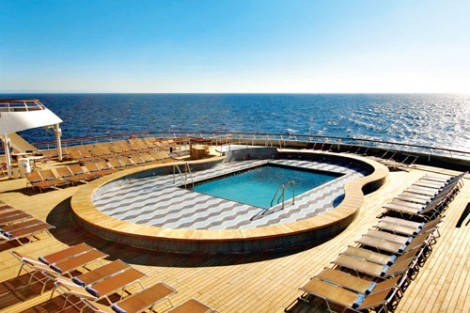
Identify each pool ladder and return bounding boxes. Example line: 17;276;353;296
173;162;194;189
270;180;296;209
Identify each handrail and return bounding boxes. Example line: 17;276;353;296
173;164;188;188
285;180;296;206
172;162;194;189
270;180;296;209
31;131;469;156
270;183;284;208
185;162;194;188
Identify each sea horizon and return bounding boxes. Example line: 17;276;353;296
1;93;468;155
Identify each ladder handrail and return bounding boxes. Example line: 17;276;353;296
172;163;194;189
270;183;285;207
185;162;194;188
173;164;187;188
285;180;296;206
270;180;296;209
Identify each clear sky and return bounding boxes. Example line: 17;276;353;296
1;0;469;93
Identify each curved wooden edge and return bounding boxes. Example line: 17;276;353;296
71;150;389;252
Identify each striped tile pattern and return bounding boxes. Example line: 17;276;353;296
92;159;368;230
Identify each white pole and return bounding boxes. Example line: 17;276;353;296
55;124;63;161
3;134;12;178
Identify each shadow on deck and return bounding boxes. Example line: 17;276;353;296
46;197;321;268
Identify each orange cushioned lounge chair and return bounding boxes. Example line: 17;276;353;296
299;279;399;313
0;218;55;244
80;282;177;313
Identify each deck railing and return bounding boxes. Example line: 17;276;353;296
28;131;470;161
0;99;45;112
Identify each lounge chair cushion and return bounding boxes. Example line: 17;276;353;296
72;276;86;286
85;285;100;297
50;263;63;273
2;231;13;238
38;256;48;264
352;293;366;309
366;282;377;294
380;265;390;277
387;255;398;266
111;304;126;313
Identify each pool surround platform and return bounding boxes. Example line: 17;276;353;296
71;149;389;254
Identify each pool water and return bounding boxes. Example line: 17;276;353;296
191;164;342;209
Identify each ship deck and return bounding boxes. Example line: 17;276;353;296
0;156;468;313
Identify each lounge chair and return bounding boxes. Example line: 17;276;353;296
109;158;125;169
299;278;399;313
26;171;59;192
340;246;396;266
53;267;146;307
39;169;69;187
0;218;54;244
395;193;430;205
56;167;84;185
413;180;446;189
0;210;32;226
405;186;439;197
374;216;443;238
39;242;94;265
85;268;146;303
111;282;176;313
85;161;117;176
96;160;119;173
398;175;463;206
72;146;97;163
10;251;58;294
362;230;412;245
143;137;157;149
80;282;177;313
311;268;405;295
169;299;219;313
379;216;424;229
140;153;155;163
118;157;134;168
421;175;450;183
355;233;431;255
129;138;151;152
129;155;145;166
331;253;418;279
109;143;129;156
65;164;97;183
49;248;109;275
52;276;103;311
91;145;115;158
384;199;425;211
66;147;85;161
382;197;447;220
72;259;130;286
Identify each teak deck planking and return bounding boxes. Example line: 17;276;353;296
0;157;467;313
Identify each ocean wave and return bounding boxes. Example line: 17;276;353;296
7;93;468;153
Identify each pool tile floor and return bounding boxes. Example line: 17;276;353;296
93;159;368;230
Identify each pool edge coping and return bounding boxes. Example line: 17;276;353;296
70;150;389;252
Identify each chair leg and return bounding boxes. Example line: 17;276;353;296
16;263;25;277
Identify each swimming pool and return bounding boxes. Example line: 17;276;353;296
191;164;342;209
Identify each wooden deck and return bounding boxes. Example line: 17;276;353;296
0;161;468;313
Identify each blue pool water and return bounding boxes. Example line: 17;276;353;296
191;165;342;209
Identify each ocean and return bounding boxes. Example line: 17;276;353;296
2;93;469;153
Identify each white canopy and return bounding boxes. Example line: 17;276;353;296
0;99;63;178
0;108;62;135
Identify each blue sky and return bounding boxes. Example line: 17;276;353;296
1;0;469;93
